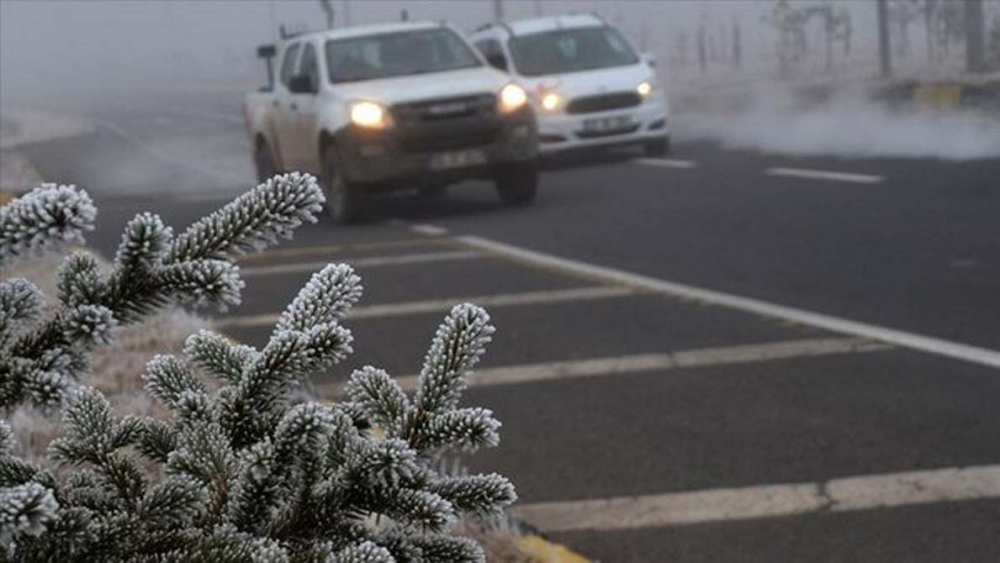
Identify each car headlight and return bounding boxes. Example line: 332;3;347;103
541;91;561;111
350;101;390;129
637;81;653;97
499;83;528;113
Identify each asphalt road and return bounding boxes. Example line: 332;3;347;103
16;89;1000;562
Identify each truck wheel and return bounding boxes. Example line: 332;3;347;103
322;145;367;224
644;136;671;157
495;161;538;206
255;140;277;183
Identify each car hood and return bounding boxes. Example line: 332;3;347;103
518;63;654;100
332;66;512;105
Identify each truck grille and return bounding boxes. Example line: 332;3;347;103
566;92;642;114
392;94;496;124
392;93;499;153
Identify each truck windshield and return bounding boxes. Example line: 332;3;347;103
326;28;482;83
509;26;639;77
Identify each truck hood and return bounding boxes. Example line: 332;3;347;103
332;66;512;105
518;63;655;101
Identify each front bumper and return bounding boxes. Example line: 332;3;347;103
536;94;669;153
335;108;537;188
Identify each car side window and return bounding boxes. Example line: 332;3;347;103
279;42;301;87
299;43;319;89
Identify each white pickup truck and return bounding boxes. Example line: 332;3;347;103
244;22;539;223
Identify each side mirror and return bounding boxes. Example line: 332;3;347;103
642;52;657;68
288;74;316;94
486;53;509;72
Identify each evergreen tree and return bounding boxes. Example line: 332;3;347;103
0;178;515;561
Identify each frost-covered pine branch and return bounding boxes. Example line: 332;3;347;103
0;173;324;409
1;261;515;561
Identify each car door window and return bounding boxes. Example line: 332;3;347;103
280;42;301;88
299;43;319;91
475;39;507;70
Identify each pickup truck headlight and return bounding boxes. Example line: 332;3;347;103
637;81;653;98
499;83;528;114
541;92;561;111
350;101;390;129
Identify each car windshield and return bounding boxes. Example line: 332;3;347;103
325;28;482;83
509;26;639;76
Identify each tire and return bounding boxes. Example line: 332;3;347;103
644;136;671;157
321;144;367;224
254;139;277;183
495;161;538;206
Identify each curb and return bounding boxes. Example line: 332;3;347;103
516;535;592;563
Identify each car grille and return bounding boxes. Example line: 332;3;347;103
392;93;499;153
566;92;642;114
576;123;641;139
391;93;497;124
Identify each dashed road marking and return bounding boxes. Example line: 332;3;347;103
316;337;887;396
459;235;1000;370
766;167;884;184
514;465;1000;533
633;157;698;169
215;286;633;329
410;224;449;236
241;250;484;278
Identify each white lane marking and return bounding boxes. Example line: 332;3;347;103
459;236;1000;370
237;239;454;263
241;250;484;278
315;337;887;396
766;167;884;184
215;286;633;329
633;157;698;169
514;465;1000;533
410;224;449;236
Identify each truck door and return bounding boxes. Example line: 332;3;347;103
273;42;302;170
287;42;322;175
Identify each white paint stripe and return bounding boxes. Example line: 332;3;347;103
317;337;886;395
215;286;632;329
410;224;449;236
240;250;484;278
766;167;884;184
633;157;698;169
236;239;454;263
514;465;1000;533
459;236;1000;370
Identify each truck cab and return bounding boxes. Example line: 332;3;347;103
470;14;670;157
245;22;538;223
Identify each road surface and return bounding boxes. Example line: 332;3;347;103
17;88;1000;562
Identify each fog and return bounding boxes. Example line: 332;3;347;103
2;0;998;161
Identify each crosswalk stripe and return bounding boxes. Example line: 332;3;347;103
240;250;484;277
514;465;1000;533
214;286;633;329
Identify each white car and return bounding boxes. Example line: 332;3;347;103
470;14;670;157
244;22;539;223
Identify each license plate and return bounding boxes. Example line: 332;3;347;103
429;149;487;170
582;116;634;133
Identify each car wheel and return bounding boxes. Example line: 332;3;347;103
322;145;367;224
254;139;277;183
495;161;538;206
644;136;671;157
